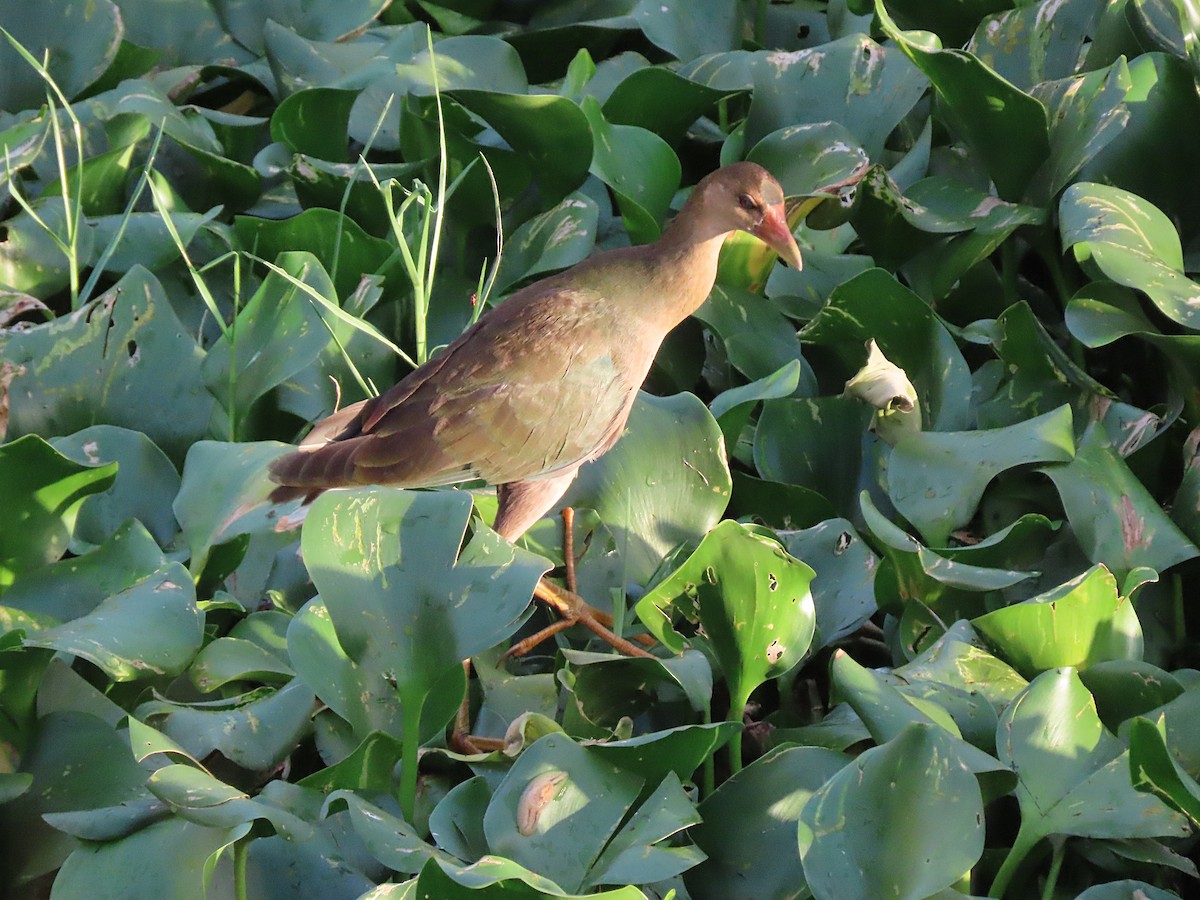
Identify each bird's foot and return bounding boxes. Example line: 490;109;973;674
503;577;656;659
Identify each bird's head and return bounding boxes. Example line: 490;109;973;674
695;161;803;271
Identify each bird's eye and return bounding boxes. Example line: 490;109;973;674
737;193;759;211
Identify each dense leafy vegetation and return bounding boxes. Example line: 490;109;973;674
1;0;1199;897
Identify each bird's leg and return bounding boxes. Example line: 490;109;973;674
561;505;578;592
505;506;655;659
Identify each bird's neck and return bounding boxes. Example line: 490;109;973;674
640;195;730;331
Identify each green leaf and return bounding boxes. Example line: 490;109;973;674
26;561;203;680
995;669;1188;876
495;192;599;293
0;198;94;298
687;746;847;900
483;731;674;893
754;396;872;520
798;723;986;900
296;488;545;743
565;392;731;585
888;404;1075;547
603;66;731;145
138;679;314;771
173;440;291;574
875;0;1050;201
778;519;879;650
1129;716;1200;827
0;0;122;109
1042;424;1198;579
974;566;1143;678
0;434;116;587
449;91;593;208
580;97;680;243
270;87;358;160
50;425;181;550
803;268;973;431
202;251;339;426
709;359;803;449
0;267;214;461
2;519;165;623
51;817;243;900
632;0;738;59
1061;181;1200;330
636;520;816;724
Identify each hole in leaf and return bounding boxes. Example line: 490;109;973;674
768;572;778;590
797;25;810;38
704;565;718;585
835;532;852;555
766;639;784;664
126;339;138;360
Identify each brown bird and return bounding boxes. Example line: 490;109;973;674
269;162;802;653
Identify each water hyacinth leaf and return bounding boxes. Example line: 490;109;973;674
88;209;218;275
0;435;117;586
754;396;873;520
584;106;679;243
1080;660;1185;731
173;440;293;574
632;0;738;59
50;425;181;550
0;198;95;298
697;285;809;381
145;763;309;837
0;267;213;461
875;0;1049;201
139;679;315;771
495;192;599;292
968;0;1103;89
188;635;294;692
1042;424;1198;580
978;300;1112;428
414;854;648;899
270;87;358;160
993;669;1189;896
686;746;847;900
25;562;203;681
565;392;731;585
747;121;869;198
51;817;245;900
483;732;645;893
588;722;739;786
801;268;972;432
1061;181;1200;330
233;210;392;303
709;359;803;449
1128;716;1200;827
0;0;122;110
1075;882;1183;900
887;404;1075;547
584;771;702;888
830;649;961;742
974;566;1143;678
566;649;712;727
739;34;928;157
894;620;1029;713
202;251;339;423
449;90;593;207
298;488;546;741
602;66;730;145
777;518;878;649
1028;58;1133;200
210;0;388;55
798;723;986;900
4;711;156;881
2;520;165;623
634;520;816;727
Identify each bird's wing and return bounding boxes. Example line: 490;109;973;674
341;286;639;488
